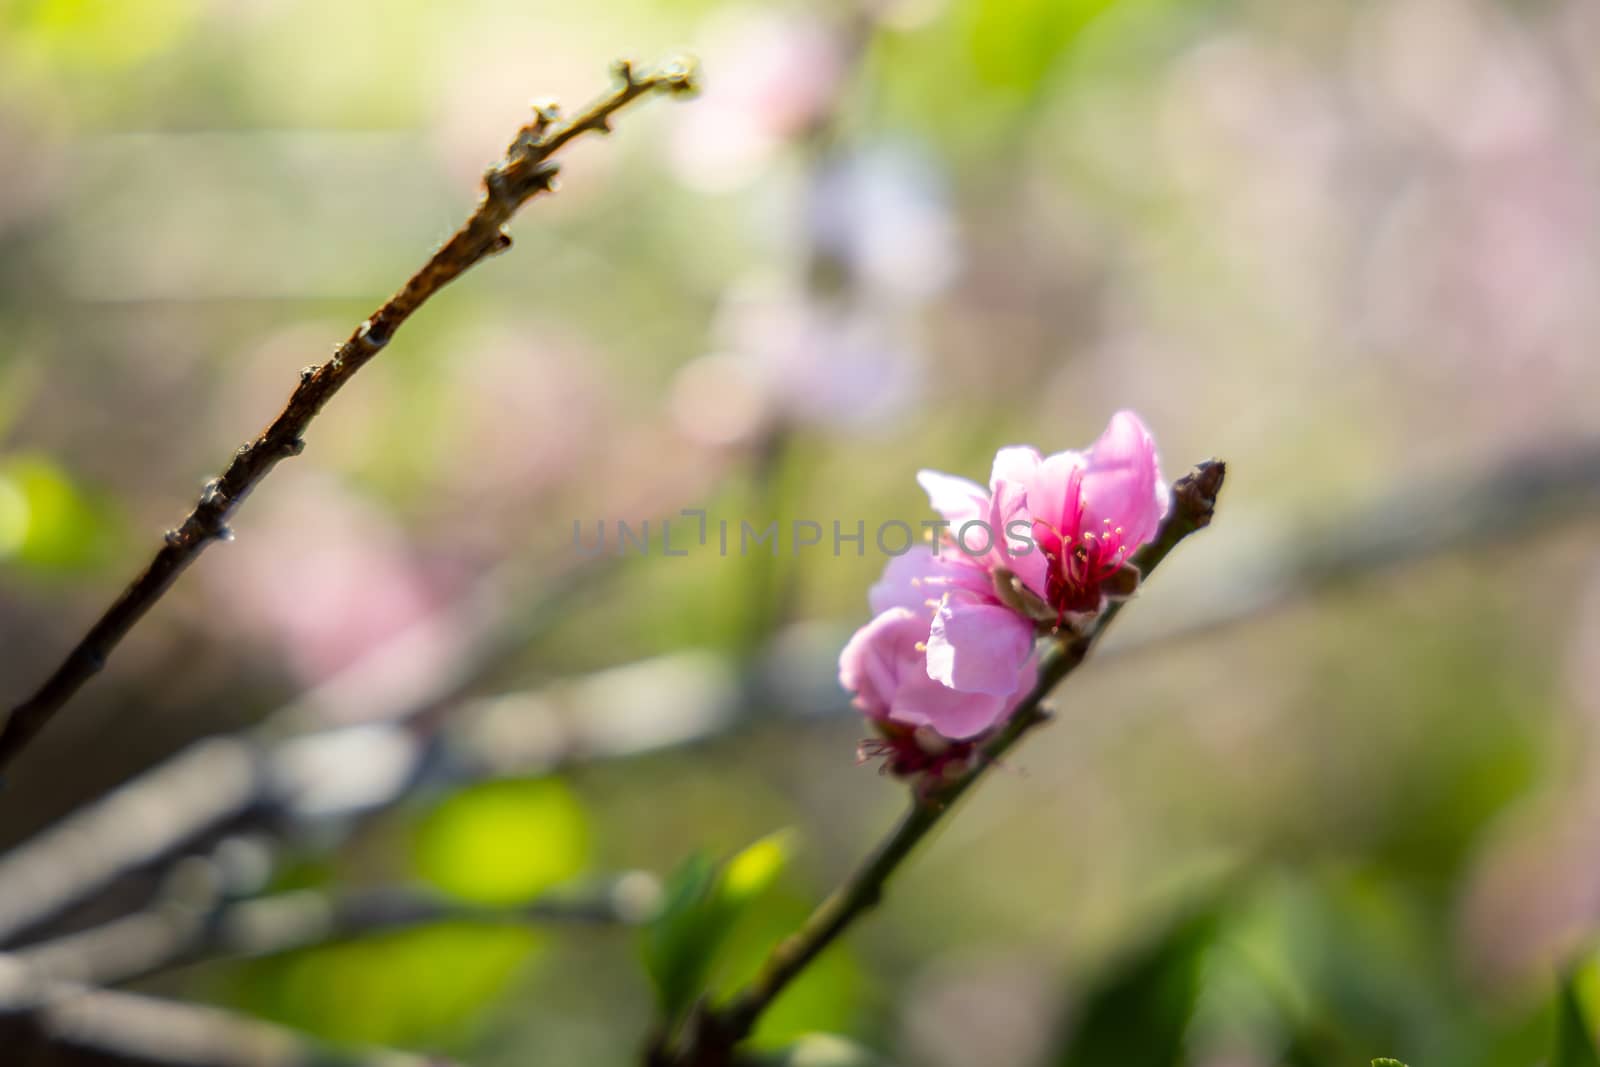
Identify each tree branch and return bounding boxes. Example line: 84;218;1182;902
0;56;699;781
11;873;660;991
0;971;453;1067
668;461;1226;1065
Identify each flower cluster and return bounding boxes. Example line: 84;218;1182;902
839;411;1169;776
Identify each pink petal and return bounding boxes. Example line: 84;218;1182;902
891;671;1011;740
916;469;988;527
868;545;990;616
1024;450;1087;543
988;446;1042;492
838;607;921;721
926;598;1036;696
984;470;1049;602
1080;410;1168;550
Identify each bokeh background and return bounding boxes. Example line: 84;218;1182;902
2;0;1600;1064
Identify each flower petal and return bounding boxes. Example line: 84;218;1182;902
891;671;1011;740
989;446;1041;493
1080;410;1167;549
1025;450;1086;545
838;607;921;721
868;545;989;616
916;469;988;527
925;597;1035;696
985;462;1049;601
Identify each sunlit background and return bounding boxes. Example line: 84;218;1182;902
2;0;1600;1064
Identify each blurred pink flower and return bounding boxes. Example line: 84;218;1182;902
690;277;921;434
809;143;961;304
214;472;447;694
669;8;845;192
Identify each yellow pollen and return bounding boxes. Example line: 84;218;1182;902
914;641;928;652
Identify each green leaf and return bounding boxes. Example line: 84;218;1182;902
413;777;588;905
1372;1059;1409;1067
1054;907;1218;1067
640;831;794;1027
1556;972;1600;1067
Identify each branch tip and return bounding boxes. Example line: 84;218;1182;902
1174;459;1226;528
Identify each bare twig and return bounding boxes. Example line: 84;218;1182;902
10;871;660;991
0;57;699;780
662;462;1226;1065
0;968;453;1067
0;871;657;1066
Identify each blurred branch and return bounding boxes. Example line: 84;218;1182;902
0;970;453;1067
662;462;1227;1065
0;544;603;947
10;868;660;991
0;871;657;1066
0;57;699;780
1098;438;1600;655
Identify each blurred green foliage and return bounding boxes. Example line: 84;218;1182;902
0;455;117;573
1051;906;1214;1067
642;831;868;1053
414;777;590;905
228;921;541;1049
641;832;793;1026
1558;967;1600;1067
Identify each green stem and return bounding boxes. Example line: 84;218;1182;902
678;460;1225;1063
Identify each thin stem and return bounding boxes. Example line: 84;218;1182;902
0;57;698;781
11;874;660;991
0;978;448;1067
679;460;1226;1062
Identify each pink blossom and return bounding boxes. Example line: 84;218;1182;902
898;444;1054;698
839;607;1023;742
869;545;1033;700
1023;410;1169;616
839;410;1168;761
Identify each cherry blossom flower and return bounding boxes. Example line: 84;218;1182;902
838;606;1035;775
1021;410;1170;617
839;607;1023;741
839;411;1169;761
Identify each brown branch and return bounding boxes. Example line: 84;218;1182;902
0;56;699;781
